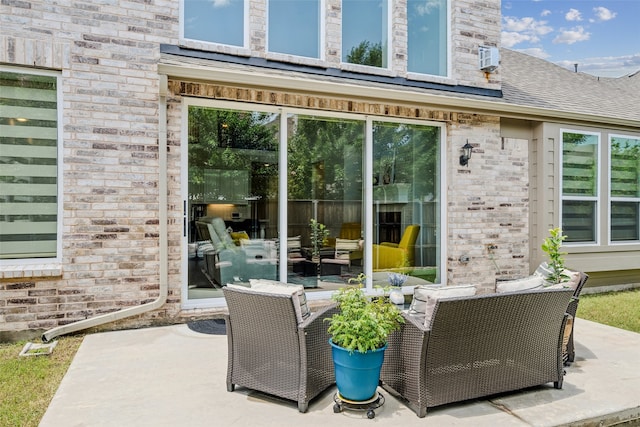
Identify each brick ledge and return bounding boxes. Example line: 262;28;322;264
0;264;63;279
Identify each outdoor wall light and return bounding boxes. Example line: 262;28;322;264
459;140;473;167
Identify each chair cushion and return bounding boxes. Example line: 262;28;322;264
496;275;544;293
408;284;477;326
230;231;249;245
249;279;311;323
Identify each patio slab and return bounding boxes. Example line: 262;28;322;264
40;318;640;426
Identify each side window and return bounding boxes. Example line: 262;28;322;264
268;0;321;58
0;69;60;261
407;0;448;76
561;131;599;243
183;0;245;47
610;135;640;242
342;0;389;68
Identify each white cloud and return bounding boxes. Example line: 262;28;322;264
565;8;583;22
593;7;617;21
553;26;590;45
415;0;442;16
541;9;551;17
501;16;553;48
210;0;231;7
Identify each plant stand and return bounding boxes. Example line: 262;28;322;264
332;391;385;419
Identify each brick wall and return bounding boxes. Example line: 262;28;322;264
0;0;510;338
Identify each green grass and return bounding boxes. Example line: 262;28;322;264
0;335;83;427
0;288;637;426
577;288;640;333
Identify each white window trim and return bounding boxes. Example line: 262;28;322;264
608;133;640;245
405;0;452;79
559;128;601;247
180;97;446;308
265;0;326;62
0;66;63;275
179;0;250;54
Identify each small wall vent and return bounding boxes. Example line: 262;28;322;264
479;46;500;72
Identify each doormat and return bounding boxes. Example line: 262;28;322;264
187;318;227;335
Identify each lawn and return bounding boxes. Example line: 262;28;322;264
0;288;638;426
0;335;83;427
577;288;640;333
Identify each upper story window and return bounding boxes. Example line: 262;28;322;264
342;0;389;68
0;69;61;262
183;0;246;47
268;0;322;58
609;135;640;243
407;0;448;76
561;131;599;244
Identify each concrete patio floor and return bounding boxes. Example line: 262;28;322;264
40;318;640;427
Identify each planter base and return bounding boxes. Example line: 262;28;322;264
333;391;385;419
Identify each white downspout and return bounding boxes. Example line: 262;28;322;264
43;75;170;342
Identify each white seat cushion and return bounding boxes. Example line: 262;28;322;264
408;284;477;327
496;275;545;293
248;279;311;323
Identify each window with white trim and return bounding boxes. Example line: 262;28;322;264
609;135;640;242
183;0;246;47
268;0;321;58
342;0;389;68
0;69;61;261
407;0;448;76
561;130;599;243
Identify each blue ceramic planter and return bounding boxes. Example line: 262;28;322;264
330;340;387;401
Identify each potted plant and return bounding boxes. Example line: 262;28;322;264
387;272;408;305
541;227;570;284
326;274;404;402
309;219;329;261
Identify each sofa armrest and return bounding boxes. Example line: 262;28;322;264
380;242;399;248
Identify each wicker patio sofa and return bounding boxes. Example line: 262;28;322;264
380;287;574;417
223;285;337;412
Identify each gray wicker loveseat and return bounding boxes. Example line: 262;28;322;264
380;287;574;417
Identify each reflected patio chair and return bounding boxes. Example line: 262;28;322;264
320;238;362;272
372;224;420;270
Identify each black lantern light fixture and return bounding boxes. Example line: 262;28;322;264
459;140;473;167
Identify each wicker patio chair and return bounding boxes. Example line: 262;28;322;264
223;286;337;412
564;272;589;364
380;288;573;417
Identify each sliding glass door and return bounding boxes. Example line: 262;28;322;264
183;100;443;303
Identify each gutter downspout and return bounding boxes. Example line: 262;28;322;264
42;75;170;342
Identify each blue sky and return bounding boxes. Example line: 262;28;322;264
502;0;640;78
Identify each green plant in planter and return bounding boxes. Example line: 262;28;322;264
541;227;570;284
327;274;404;354
309;219;330;259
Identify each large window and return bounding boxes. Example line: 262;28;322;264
0;69;61;261
183;0;245;47
561;131;599;243
184;101;443;302
407;0;448;76
610;135;640;242
342;0;388;68
268;0;321;58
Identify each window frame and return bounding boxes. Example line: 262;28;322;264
180;97;446;309
0;66;63;266
266;0;325;61
406;0;451;78
180;0;250;51
608;133;640;245
559;128;601;246
340;0;392;70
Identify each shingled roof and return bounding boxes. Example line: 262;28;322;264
500;48;640;123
